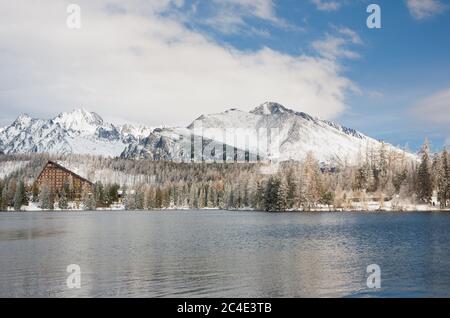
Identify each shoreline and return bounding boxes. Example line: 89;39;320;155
1;207;449;213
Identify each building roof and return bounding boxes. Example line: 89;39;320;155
36;160;94;185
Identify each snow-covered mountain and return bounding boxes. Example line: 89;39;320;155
0;103;411;164
121;102;412;164
0;109;146;156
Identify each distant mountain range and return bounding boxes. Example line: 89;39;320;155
0;102;411;164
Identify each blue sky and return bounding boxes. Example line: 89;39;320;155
1;0;450;152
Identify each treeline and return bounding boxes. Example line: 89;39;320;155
0;139;449;211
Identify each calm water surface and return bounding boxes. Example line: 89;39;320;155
0;211;449;297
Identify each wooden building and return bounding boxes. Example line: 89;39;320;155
35;161;93;197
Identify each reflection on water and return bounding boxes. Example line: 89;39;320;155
0;228;65;241
0;211;449;297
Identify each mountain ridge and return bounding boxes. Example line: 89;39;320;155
0;103;412;164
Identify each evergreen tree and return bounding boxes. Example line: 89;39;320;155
1;184;9;210
32;182;39;202
392;168;407;194
135;187;145;209
378;142;389;190
264;176;280;212
82;189;96;210
13;180;27;211
155;188;163;208
0;181;3;210
253;180;265;211
39;184;54;210
320;191;334;207
188;184;197;209
285;169;297;209
277;178;288;211
108;183;120;203
302;152;324;209
6;179;16;207
198;187;206;208
437;149;450;208
226;185;234;209
93;181;105;207
58;189;69;210
207;184;215;208
356;162;373;190
417;139;433;203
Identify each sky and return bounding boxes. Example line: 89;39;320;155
0;0;449;151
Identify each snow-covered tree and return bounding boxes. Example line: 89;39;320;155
417;139;433;203
13;180;27;211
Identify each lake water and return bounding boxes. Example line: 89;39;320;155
0;211;449;298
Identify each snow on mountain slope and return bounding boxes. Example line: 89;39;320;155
119;123;154;139
0;109;151;157
180;102;408;164
53;108;104;135
1;103;413;164
121;102;412;164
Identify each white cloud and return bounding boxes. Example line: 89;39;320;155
311;0;342;11
222;0;278;22
338;27;363;45
0;0;357;127
312;27;363;60
192;0;289;35
413;88;450;123
406;0;448;20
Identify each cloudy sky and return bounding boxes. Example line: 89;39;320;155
0;0;449;151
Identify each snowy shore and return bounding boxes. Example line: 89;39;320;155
2;201;449;213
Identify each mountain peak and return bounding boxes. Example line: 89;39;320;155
53;108;104;132
13;114;33;126
250;102;291;115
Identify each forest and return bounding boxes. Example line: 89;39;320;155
0;140;449;212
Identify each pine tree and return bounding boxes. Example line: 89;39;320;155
0;181;3;211
437;149;450;208
198;187;206;209
82;189;96;210
417;139;433;203
94;181;105;207
207;184;215;208
6;179;16;208
32;182;39;202
378;142;389;190
226;184;234;209
253;180;265;211
264;176;280;212
302;152;323;209
1;184;9;211
356;162;373;191
108;183;120;203
39;184;54;210
58;189;69;210
285;169;297;209
277;177;288;211
392;168;407;193
155;188;163;208
320;191;334;207
13;180;27;211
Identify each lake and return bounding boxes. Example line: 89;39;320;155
0;211;449;297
